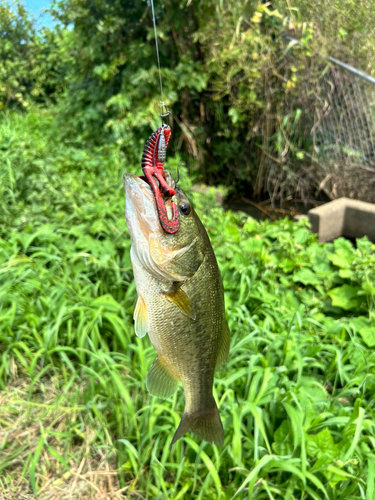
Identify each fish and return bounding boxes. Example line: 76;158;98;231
124;170;230;446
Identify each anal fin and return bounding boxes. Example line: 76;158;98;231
134;296;148;338
215;319;230;371
146;356;179;399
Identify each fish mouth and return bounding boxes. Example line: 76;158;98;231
124;172;176;228
124;172;178;282
123;172;154;204
124;172;160;239
124;172;189;283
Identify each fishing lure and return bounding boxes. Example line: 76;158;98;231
141;118;180;234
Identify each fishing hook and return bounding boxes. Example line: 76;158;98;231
175;165;180;185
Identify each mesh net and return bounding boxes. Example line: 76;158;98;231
318;68;375;166
315;66;375;201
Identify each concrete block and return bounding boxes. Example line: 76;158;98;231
308;197;375;242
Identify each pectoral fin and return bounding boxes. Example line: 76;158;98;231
146;356;179;399
163;284;196;320
215;319;230;371
134;296;148;338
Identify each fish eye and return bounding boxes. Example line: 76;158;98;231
178;200;191;216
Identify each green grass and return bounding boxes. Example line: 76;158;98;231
1;109;375;499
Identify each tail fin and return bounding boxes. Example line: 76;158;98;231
171;404;224;447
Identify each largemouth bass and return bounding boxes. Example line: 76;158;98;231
124;171;230;446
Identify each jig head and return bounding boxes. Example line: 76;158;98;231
141;124;180;234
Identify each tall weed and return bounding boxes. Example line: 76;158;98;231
0;110;375;499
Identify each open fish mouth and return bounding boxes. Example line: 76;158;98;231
124;172;188;282
124;172;154;206
124;172;162;278
124;172;176;235
124;172;160;239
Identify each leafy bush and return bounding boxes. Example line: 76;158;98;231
50;0;212;147
0;1;67;109
48;0;330;202
284;0;375;70
49;0;375;204
1;110;375;498
2;0;373;202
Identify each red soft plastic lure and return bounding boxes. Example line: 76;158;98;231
141;124;180;234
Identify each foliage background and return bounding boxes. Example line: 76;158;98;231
1;0;375;499
1;110;375;499
3;0;375;201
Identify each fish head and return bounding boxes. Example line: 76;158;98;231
124;171;205;282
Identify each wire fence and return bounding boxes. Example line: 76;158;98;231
295;44;375;202
317;62;375;170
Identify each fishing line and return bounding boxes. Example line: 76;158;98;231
150;0;164;100
149;0;177;189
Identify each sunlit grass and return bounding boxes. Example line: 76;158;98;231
1;110;375;499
